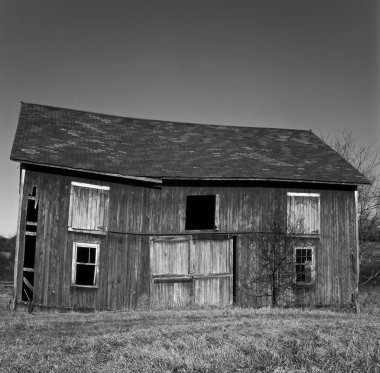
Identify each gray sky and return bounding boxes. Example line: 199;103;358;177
0;0;379;237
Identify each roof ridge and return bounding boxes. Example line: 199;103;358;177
20;102;311;133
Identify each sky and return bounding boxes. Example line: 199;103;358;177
0;0;379;237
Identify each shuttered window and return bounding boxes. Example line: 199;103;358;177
287;193;320;235
68;182;110;232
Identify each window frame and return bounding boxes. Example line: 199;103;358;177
71;242;100;288
185;194;220;231
68;181;110;234
287;192;320;236
294;246;315;285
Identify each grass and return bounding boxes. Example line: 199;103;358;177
0;285;379;373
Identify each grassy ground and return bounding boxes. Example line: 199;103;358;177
0;287;379;373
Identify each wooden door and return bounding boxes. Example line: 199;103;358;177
150;236;192;307
150;235;233;307
191;236;233;306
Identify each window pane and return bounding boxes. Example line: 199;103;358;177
296;250;301;261
76;264;95;285
77;246;89;263
89;247;96;264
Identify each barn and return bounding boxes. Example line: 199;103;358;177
10;102;369;311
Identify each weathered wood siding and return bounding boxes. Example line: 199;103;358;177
15;167;358;310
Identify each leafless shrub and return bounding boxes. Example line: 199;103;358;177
243;208;316;307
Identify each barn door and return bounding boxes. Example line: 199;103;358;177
191;236;233;306
150;236;192;307
150;236;233;307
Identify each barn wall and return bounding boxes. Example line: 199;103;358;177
15;167;358;310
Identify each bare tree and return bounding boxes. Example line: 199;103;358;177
243;210;315;307
321;129;380;285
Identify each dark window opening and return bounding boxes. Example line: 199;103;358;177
75;265;96;286
76;246;96;263
295;248;313;283
185;195;216;230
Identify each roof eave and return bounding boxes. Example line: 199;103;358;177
161;176;370;186
11;159;163;184
10;158;370;187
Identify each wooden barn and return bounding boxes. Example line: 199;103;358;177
10;103;369;311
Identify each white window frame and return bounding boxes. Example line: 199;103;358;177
71;242;100;287
71;181;110;191
294;246;315;285
287;192;320;235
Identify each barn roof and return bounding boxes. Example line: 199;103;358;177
10;102;369;185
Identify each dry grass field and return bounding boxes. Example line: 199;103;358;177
0;285;379;373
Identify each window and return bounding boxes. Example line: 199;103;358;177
185;195;219;230
72;242;99;287
287;193;320;234
295;246;315;284
68;182;110;233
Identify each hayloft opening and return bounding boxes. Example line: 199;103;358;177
185;195;216;230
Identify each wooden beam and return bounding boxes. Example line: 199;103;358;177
23;276;34;293
13;168;25;309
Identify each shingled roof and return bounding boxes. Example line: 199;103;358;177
10;102;369;185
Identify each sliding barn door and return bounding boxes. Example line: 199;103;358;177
150;236;233;307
